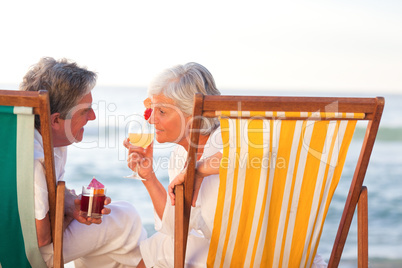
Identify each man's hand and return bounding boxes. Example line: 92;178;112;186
73;196;112;225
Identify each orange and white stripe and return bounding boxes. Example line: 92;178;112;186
207;111;358;268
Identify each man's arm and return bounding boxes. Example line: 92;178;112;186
35;188;74;247
63;188;77;229
36;214;52;247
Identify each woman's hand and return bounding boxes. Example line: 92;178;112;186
123;138;154;180
168;153;222;207
168;167;204;207
124;138;167;219
73;196;112;225
167;171;185;206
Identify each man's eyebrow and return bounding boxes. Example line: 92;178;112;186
80;104;92;112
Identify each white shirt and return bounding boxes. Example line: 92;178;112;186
140;127;327;267
34;129;67;220
155;127;223;239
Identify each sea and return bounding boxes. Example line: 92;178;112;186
46;86;402;267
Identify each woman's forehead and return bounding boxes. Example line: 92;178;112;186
151;94;176;106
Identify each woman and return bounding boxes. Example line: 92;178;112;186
125;63;328;268
124;62;222;267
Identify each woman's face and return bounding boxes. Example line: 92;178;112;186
149;94;191;145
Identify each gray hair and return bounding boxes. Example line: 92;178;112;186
148;62;220;135
19;57;97;129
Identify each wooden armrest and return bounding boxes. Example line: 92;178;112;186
53;181;65;268
358;186;368;268
174;184;185;268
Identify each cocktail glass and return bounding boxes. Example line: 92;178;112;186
124;115;154;180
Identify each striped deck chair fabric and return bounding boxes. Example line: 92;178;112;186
208;111;360;268
0;105;47;267
174;94;384;268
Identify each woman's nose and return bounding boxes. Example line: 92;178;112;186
148;110;155;124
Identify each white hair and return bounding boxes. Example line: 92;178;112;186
148;62;220;135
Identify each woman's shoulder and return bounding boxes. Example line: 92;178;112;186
204;127;222;155
169;144;187;168
209;126;221;140
168;144;187;180
172;144;187;157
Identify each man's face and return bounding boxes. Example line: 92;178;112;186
53;92;96;147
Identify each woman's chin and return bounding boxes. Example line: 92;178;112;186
155;136;163;143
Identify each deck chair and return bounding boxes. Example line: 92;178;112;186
0;89;65;268
174;94;384;267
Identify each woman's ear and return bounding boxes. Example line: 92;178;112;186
50;113;61;130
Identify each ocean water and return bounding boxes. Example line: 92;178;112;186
64;86;402;266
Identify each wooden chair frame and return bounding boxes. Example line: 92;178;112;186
174;94;384;268
0;89;65;268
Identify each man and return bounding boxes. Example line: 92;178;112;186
21;57;147;267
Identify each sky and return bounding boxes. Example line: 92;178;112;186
0;0;401;94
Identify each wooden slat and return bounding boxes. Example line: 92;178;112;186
38;91;58;244
201;95;380;115
0;89;44;108
174;185;185;268
174;94;205;268
358;186;368;268
53;181;65;268
328;97;384;267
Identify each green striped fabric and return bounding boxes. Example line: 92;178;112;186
0;106;46;267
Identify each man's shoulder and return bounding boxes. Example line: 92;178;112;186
34;129;45;160
33;129;68;161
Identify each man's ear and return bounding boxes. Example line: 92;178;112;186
50;113;61;130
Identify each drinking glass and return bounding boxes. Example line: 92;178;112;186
79;185;106;219
124;116;154;180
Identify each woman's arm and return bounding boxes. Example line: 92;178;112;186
124;138;167;220
168;152;222;206
141;172;167;220
195;152;222;177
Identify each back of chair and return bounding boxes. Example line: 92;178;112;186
175;94;383;268
0;89;64;268
209;111;360;267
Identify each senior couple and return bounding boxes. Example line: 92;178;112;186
27;57;327;267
